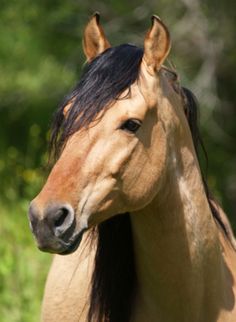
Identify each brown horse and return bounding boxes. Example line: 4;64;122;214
29;13;236;322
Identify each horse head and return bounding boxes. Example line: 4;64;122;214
28;14;192;254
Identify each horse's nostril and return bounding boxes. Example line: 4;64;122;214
46;204;75;238
54;207;69;228
28;202;76;251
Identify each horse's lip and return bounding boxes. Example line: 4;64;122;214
59;228;87;255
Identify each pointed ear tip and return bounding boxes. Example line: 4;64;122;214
151;15;168;29
152;15;161;23
151;15;171;39
91;12;100;23
93;12;100;18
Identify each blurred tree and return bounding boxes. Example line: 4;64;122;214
0;0;235;228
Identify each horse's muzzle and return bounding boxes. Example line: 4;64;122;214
28;201;78;254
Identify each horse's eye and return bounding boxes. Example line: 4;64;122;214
120;119;142;133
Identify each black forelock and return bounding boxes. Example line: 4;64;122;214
50;44;143;159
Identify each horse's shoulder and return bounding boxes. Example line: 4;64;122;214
41;232;95;322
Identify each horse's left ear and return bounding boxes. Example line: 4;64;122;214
83;12;111;62
142;16;171;74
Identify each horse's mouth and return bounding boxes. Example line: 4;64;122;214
59;228;87;255
29;201;89;255
35;227;87;255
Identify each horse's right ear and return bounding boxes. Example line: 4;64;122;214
142;16;171;75
82;12;111;62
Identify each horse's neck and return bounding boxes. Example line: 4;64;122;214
130;143;227;322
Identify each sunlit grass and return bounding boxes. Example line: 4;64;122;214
0;201;51;322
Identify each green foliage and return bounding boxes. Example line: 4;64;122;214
0;202;51;322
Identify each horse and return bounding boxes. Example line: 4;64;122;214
28;13;236;322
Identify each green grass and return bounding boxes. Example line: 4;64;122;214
0;201;51;322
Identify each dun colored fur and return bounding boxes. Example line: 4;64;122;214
29;14;236;322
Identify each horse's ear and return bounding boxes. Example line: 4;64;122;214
83;12;111;62
142;16;171;74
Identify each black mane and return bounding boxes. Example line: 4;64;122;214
50;44;143;159
49;44;230;322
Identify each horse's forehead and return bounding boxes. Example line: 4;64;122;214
62;79;160;153
105;84;150;118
